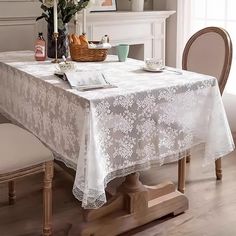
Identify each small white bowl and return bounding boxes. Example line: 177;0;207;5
56;62;76;73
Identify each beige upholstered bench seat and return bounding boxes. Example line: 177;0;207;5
0;123;53;174
0;123;54;236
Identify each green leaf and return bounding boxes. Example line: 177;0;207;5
36;13;48;22
58;0;66;10
40;4;48;12
36;15;45;21
58;18;64;30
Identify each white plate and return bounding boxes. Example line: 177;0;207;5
142;66;164;72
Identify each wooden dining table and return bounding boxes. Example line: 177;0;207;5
0;51;234;235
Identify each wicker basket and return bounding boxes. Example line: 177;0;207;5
69;41;108;62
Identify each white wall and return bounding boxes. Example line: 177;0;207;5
153;0;177;67
0;0;46;52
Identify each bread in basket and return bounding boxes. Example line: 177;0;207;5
68;34;108;62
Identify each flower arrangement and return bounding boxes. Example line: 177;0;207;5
36;0;90;29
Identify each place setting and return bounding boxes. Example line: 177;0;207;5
142;58;183;75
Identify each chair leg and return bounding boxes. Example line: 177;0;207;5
186;149;191;163
8;181;16;205
43;161;54;236
178;156;186;194
215;158;222;180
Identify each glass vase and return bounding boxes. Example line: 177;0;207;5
47;23;69;58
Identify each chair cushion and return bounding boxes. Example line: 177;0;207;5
0;123;53;174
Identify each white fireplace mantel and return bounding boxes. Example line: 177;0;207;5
73;11;175;61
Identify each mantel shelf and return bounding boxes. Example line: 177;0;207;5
77;11;176;22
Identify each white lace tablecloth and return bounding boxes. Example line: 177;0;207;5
0;51;234;209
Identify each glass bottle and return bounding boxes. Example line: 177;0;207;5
35;32;46;61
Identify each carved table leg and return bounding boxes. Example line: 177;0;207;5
186;149;191;163
215;158;222;180
8;181;16;205
79;172;189;236
178;156;186;193
43;161;54;236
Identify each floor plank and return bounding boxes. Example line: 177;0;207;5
0;149;236;236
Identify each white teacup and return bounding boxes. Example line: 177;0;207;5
56;61;76;73
145;58;164;70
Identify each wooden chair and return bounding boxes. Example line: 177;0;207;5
178;26;233;193
0;123;54;235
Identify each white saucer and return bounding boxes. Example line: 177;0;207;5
142;66;164;72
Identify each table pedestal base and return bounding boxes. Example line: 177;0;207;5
79;172;188;236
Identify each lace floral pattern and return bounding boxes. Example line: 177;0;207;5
0;51;234;209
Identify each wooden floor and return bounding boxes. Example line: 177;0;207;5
1;149;236;236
